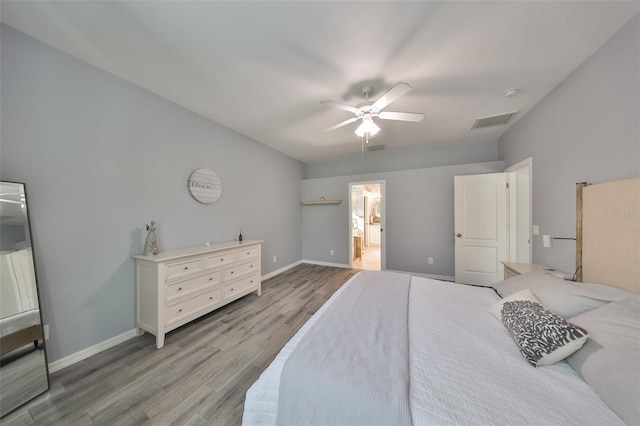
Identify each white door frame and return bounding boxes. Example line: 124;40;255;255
348;180;386;270
505;157;533;263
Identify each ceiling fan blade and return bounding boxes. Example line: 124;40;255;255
320;100;361;114
325;117;359;131
378;111;425;122
371;82;413;111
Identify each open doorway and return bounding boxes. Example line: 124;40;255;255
349;181;385;271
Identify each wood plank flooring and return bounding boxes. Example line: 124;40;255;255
0;346;49;417
1;264;358;426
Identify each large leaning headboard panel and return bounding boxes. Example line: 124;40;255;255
580;177;639;292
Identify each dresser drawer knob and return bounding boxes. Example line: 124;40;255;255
184;267;189;270
230;288;234;292
250;265;253;268
209;296;213;300
178;287;182;291
209;277;213;281
220;258;224;262
178;309;183;313
230;271;234;274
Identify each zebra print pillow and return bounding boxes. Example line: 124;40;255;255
501;300;589;367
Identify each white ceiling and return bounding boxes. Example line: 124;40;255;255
1;1;638;164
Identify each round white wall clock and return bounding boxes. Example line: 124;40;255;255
188;168;223;204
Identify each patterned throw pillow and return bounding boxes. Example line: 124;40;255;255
501;300;589;367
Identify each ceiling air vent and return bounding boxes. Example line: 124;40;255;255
366;144;385;151
471;111;517;129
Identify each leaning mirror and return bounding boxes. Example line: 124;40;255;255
0;182;49;417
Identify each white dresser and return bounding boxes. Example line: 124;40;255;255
134;240;262;348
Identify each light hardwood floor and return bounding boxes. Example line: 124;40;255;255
1;264;358;426
352;245;380;271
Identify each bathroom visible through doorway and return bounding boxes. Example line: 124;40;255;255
349;181;385;271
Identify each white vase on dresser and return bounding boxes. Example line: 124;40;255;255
134;240;262;348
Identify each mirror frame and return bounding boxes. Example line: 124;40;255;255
0;181;50;417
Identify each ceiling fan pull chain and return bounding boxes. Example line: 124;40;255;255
361;135;365;177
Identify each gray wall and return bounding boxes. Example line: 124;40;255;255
302;161;504;277
307;139;500;178
0;25;306;362
498;15;639;275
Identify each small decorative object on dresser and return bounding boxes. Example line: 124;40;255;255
134;240;262;348
143;221;159;255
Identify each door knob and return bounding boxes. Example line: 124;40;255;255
456;233;462;238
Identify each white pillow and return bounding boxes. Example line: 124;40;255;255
568;299;640;425
488;288;540;319
492;272;624;318
490;289;589;366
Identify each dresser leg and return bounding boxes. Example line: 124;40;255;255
156;334;165;349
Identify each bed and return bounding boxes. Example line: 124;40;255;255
0;248;42;356
243;178;639;425
0;310;42;356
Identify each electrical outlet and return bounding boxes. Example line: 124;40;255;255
428;257;434;265
330;249;334;256
273;255;277;263
44;324;49;340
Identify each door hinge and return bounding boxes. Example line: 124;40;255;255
506;182;509;189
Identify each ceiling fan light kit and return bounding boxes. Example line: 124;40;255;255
322;82;425;139
355;117;380;137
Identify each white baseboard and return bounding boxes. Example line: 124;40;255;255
47;261;309;373
261;260;303;281
48;328;137;373
49;262;435;374
301;259;351;269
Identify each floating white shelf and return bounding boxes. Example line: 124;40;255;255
301;199;342;205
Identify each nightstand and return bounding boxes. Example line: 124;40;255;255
501;262;556;280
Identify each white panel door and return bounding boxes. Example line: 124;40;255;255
454;173;508;285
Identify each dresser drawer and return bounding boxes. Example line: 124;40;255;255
223;260;258;281
166;271;221;302
165;257;204;281
236;246;258;261
205;250;236;269
223;274;259;300
166;288;221;325
135;240;262;349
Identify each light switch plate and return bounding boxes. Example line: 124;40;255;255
532;225;539;235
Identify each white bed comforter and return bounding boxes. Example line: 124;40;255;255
243;272;624;426
276;271;411;425
0;309;40;337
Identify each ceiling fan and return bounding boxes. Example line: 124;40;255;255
321;82;424;138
